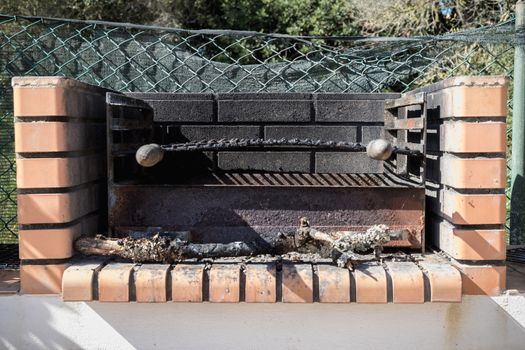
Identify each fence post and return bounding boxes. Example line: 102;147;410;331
511;0;525;245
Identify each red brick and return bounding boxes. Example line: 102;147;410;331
135;264;169;303
354;264;387;304
15;122;102;153
282;264;313;303
12;76;107;118
17;184;99;224
456;263;506;296
419;262;462;302
20;264;67;294
317;265;350;303
440;155;506;189
208;264;240;303
424;76;508;118
171;264;205;303
434;220;506;260
16;155;104;189
386;262;424;303
19;228;76;260
62;262;103;301
98;263;134;302
439;189;506;225
19;215;98;259
440;121;506;153
245;264;276;303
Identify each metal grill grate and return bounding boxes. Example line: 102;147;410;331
507;247;525;264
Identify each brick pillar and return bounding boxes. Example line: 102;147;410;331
13;77;109;294
421;76;509;296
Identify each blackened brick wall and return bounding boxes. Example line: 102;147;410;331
127;92;399;174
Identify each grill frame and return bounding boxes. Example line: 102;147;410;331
106;92;427;251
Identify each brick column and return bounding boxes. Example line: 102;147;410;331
13;77;110;294
421;76;509;296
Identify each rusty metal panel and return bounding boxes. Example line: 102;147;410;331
109;185;424;249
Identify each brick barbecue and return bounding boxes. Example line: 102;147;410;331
13;75;508;302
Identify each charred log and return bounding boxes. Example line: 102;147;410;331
74;223;392;268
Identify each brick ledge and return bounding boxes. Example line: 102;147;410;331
61;255;465;303
11;76;112;93
407;75;509;94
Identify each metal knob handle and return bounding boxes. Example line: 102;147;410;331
136;144;164;167
366;139;393;160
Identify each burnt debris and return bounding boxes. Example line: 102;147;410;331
75;223;392;269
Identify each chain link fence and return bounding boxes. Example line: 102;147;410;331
0;14;517;243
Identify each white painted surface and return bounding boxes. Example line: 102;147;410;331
0;295;524;350
492;292;525;326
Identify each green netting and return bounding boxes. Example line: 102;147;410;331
0;14;517;243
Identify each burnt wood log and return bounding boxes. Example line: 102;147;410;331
74;223;391;268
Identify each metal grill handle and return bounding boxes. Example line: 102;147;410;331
134;138;416;168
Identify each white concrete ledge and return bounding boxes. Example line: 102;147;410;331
0;295;524;350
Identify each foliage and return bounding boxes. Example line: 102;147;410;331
165;0;359;36
0;0;161;24
354;0;516;37
0;0;518;37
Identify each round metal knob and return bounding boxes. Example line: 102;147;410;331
135;144;164;167
366;139;393;160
